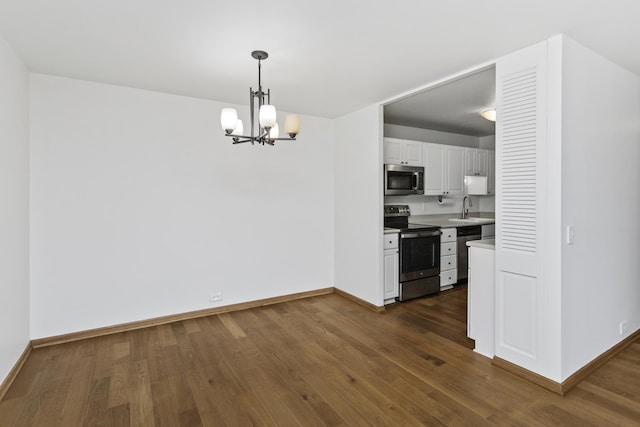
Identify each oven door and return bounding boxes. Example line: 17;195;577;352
400;230;441;282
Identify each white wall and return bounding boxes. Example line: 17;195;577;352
29;74;335;338
334;105;384;306
478;196;495;213
384;124;479;147
0;36;30;384
478;135;495;150
560;36;640;379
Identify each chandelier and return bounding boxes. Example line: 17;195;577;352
220;50;300;146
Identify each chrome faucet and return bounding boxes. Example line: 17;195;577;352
461;195;472;219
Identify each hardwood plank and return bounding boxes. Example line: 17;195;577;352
217;313;247;339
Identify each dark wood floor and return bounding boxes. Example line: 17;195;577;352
2;285;640;426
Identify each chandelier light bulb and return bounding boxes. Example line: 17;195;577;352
285;114;300;137
221;108;238;133
269;122;279;139
232;119;244;136
259;105;277;129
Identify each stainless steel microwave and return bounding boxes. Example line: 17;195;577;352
384;164;424;195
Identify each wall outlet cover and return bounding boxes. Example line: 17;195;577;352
620;321;629;335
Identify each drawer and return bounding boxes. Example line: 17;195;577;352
441;241;456;256
441;254;457;271
384;233;399;249
441;228;456;243
440;269;458;286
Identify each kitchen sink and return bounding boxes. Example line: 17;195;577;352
449;217;493;224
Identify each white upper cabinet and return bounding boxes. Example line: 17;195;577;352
387;139;494;196
423;143;465;195
384;138;423;166
423;143;445;195
476;149;488;176
464;148;488;176
445;146;465;194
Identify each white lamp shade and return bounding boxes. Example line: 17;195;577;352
480;109;496;122
259;105;277;128
221;108;238;132
269;122;279;139
285;114;300;136
232;119;244;136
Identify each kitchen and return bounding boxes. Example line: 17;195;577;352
383;67;495;357
381;66;497;355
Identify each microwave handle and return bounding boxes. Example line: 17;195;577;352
412;173;418;190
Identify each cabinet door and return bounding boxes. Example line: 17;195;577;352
487;150;496;194
403;141;423;166
464;148;477;176
445;146;465;194
383;139;404;165
476;149;488;176
423;143;445;195
383;249;399;300
383;138;423;166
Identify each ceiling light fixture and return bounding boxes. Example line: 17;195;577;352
220;50;300;146
480;108;496;122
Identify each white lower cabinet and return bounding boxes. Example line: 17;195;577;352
441;254;457;274
439;228;457;290
467;244;495;358
383;233;399;302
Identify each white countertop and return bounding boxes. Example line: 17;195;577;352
466;238;495;250
408;212;495;228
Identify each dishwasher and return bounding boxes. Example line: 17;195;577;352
457;225;482;281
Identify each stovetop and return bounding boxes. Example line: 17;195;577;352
384;204;440;232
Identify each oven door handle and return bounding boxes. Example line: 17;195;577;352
401;230;442;238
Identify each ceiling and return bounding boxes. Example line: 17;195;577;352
384;67;496;137
0;1;639;120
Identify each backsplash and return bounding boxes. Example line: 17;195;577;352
384;194;495;216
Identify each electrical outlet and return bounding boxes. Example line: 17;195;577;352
620;321;629;335
210;292;222;302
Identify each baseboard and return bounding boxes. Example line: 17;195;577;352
560;328;640;394
493;328;640;396
333;288;385;313
0;342;32;402
32;287;334;349
492;357;563;395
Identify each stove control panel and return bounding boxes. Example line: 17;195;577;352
384;204;410;217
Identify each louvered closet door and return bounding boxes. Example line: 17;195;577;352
495;41;548;367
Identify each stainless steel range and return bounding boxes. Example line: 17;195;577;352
384;205;441;301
